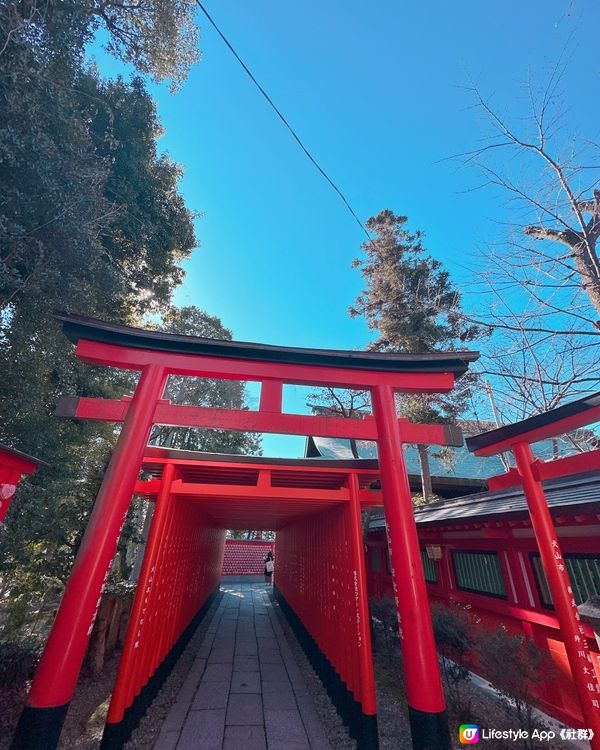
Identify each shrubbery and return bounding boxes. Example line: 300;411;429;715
474;626;555;748
430;601;556;748
0;639;41;687
369;596;398;659
431;601;474;715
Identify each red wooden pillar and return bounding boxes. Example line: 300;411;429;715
12;364;167;750
513;442;600;747
371;384;450;750
348;473;379;749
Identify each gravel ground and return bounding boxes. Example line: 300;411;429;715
58;654;122;750
0;684;29;750
371;648;412;750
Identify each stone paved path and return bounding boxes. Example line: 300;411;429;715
153;583;331;750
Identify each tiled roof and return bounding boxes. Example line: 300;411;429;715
368;471;600;528
309;436;505;479
309;434;586;481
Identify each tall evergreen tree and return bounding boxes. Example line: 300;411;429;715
350;210;482;501
1;1;199;91
0;0;199;630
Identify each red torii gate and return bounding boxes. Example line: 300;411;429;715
0;443;45;524
467;395;600;748
12;313;478;750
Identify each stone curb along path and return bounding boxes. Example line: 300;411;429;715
152;583;332;750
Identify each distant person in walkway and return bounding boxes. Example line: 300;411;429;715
264;550;274;584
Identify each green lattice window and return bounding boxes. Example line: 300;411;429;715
420;548;437;583
531;553;600;608
452;551;506;598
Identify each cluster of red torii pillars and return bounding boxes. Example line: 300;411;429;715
8;313;600;750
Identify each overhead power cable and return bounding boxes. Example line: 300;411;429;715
195;0;371;240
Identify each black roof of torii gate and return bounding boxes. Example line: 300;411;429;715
56;314;479;375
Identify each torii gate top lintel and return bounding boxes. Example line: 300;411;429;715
55;313;479;388
54;314;474;446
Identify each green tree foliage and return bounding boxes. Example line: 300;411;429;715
0;0;198;635
350;209;480;356
1;0;198;321
0;77;195;323
1;1;199;91
0;0;260;647
350;210;483;500
228;531;275;541
87;0;200;91
149;306;262;455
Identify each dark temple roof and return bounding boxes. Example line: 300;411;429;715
369;471;600;529
56;314;479;375
305;434;504;480
143;446;378;470
0;442;47;469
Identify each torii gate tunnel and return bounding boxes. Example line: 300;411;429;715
12;314;479;750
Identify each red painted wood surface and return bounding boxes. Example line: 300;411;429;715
58;394;460;445
372;384;447;716
366;523;600;730
471;404;600;457
106;475;225;724
467;398;600;746
513;442;600;743
276;501;377;718
0;444;42;524
74;337;457;391
29;365;168;709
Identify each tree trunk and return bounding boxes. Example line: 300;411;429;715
88;598;112;677
525;208;600;319
417;444;433;502
129;502;154;582
571;236;600;319
361;507;375;540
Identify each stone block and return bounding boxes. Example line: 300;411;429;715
230;670;261;694
225;693;263;726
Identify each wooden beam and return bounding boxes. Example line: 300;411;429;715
56;396;463;446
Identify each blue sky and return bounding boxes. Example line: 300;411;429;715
89;1;599;456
